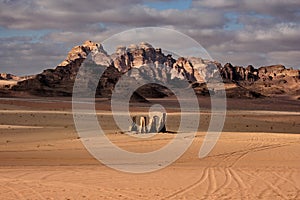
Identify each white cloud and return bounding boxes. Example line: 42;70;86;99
0;0;300;75
267;51;300;68
192;0;239;9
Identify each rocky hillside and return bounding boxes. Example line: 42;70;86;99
0;73;20;81
220;63;300;97
9;40;300;98
0;73;35;91
12;41;106;96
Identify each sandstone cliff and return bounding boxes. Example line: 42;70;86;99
10;40;300;98
0;73;21;81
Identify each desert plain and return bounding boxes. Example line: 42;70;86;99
0;96;299;200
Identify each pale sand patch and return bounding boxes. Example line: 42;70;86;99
232;110;300;116
0;125;44;129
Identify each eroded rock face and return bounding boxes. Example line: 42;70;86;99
129;112;167;133
13;40;108;96
112;42;175;72
11;40;300;98
58;40;101;67
220;63;259;82
219;63;300;96
243;65;300;96
0;73;20;81
258;65;298;80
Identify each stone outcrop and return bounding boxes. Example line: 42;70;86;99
218;63;299;96
242;65;300;96
9;40;300;98
258;65;298;80
58;40;101;67
13;41;112;96
220;63;259;82
0;73;20;81
0;73;34;90
111;42;175;73
129;112;167;133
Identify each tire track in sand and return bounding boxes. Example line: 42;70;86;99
228;168;249;199
272;171;300;199
257;172;282;199
272;171;300;190
0;178;46;200
0;182;26;200
162;167;209;199
222;143;289;168
211;167;232;197
207;168;217;194
238;169;289;200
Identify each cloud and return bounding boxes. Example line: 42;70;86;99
217;22;300;52
0;0;299;75
0;0;225;30
0;39;66;75
267;51;300;68
192;0;239;9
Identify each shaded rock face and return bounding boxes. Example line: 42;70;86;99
13;41;112;96
58;40;102;67
0;73;20;81
12;40;300;98
129;112;167;133
111;42;175;73
220;63;259;82
219;63;300;96
13;57;85;96
13;41;202;97
258;65;298;80
242;65;300;96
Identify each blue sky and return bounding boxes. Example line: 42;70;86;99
224;12;244;31
144;0;192;10
0;0;299;75
0;28;48;38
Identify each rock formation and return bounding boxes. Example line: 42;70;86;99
0;73;34;90
242;65;300;96
58;40;102;67
129;112;167;133
6;40;300;99
0;73;20;81
12;41;112;96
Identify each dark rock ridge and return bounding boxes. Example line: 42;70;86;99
0;73;35;81
10;41;300;98
220;63;300;96
0;73;20;81
12;41;104;96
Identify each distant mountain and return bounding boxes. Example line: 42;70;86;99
0;73;21;81
2;40;299;99
0;73;34;92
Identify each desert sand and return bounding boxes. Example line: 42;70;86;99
0;97;299;200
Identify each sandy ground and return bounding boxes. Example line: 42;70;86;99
0;97;299;200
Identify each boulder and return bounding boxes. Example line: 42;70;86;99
129;112;167;133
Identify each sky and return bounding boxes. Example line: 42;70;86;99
0;0;300;75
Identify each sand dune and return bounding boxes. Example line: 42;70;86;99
0;98;299;199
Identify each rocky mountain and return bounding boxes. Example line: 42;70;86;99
11;41;107;96
6;40;300;99
220;63;300;97
0;73;21;81
0;73;34;91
